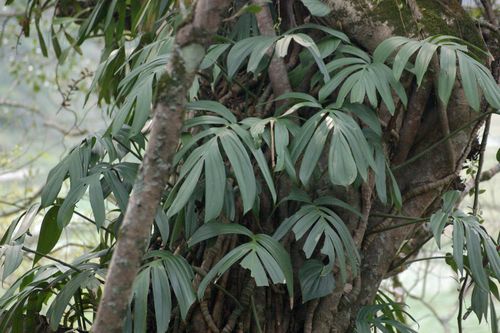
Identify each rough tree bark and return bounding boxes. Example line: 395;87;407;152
92;1;231;332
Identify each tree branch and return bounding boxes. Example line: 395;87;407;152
479;0;498;27
253;0;292;107
92;1;231;332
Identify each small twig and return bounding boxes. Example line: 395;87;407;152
474;18;499;32
402;255;448;265
22;246;82;272
370;212;427;221
250;295;263;333
457;274;469;333
473;115;491;215
270;120;276;168
389;235;433;271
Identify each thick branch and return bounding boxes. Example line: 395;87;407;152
92;1;230;332
253;0;292;104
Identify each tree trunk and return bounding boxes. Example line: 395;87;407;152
178;1;488;332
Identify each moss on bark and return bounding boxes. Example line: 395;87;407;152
371;0;484;47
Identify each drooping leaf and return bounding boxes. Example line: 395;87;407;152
299;259;335;302
300;0;331;17
34;206;63;265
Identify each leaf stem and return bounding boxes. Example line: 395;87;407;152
22;246;82;272
403;255;448;265
473;114;491;215
250;295;263;333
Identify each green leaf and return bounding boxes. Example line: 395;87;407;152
155;209;170;242
465;227;489;291
168;158;204;217
133;267;150;333
41;160;68;208
151;264;172;333
188;222;253;246
457;51;480;111
35;20;48;57
373;36;409;63
48;271;93;331
240;250;269;286
204;140;226;222
230;124;277;202
414;42;438;86
57;180;89;228
200;44;230;70
88;175;105;230
247;36;278;73
452;219;464;273
329;128;357;186
299;259;335;302
255;234;294;297
198;243;254;299
430;210;448;248
12;203;40;241
442;190;460;213
227;36;272;78
299;118;329;185
160;253;196;319
274;91;319;104
275;35;293;57
300;0;331;17
220;132;257;213
393;40;421;80
438;46;457;106
34;206;62;265
286;23;349;43
2;245;23;282
318;64;364;101
291;33;329;81
104;170;129;213
187;100;237;123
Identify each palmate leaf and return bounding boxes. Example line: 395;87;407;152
299;259;335;302
189;222;294;300
291;107;375;187
374;35;500;109
226;25;335;81
273;198;360;283
46;270;95;331
168;101;276;221
143;251;197;321
318;45;407;114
